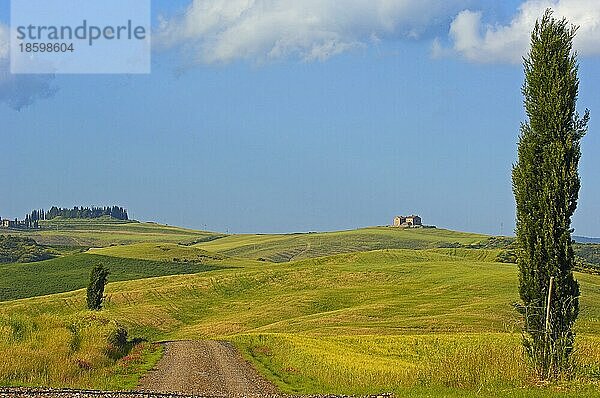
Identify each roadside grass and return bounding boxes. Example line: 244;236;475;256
194;227;490;262
232;333;600;397
0;312;162;389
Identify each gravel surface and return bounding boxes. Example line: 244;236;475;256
0;389;195;398
138;340;279;397
0;389;393;398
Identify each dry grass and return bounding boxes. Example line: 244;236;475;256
0;312;161;389
234;333;600;396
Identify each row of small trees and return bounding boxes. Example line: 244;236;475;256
28;206;128;221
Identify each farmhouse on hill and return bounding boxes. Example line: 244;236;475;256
0;217;39;229
393;215;422;227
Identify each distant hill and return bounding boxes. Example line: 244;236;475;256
574;236;600;244
0;235;55;263
15;218;223;247
194;227;491;262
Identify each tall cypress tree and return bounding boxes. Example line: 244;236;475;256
86;264;109;311
512;9;589;378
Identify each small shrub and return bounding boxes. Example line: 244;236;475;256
496;250;517;264
107;325;128;349
106;323;129;360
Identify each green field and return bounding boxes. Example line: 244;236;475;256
8;218;223;247
0;253;225;301
194;227;490;262
1;221;599;396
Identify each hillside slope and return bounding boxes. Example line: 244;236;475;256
3;249;598;338
1;248;599;395
11;218;223;247
2;224;600;396
195;227;490;262
0;253;224;301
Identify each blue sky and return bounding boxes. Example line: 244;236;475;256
0;0;599;236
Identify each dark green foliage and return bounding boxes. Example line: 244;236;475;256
86;264;109;310
574;243;600;273
107;325;128;348
466;236;515;250
0;235;54;263
496;250;517;264
512;9;588;378
45;206;128;220
106;324;130;360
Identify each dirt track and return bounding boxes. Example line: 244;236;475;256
138;340;279;397
0;341;393;398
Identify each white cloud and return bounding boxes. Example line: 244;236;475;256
157;0;467;64
0;23;57;111
446;0;600;63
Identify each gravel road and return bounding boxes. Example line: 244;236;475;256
138;340;279;397
0;389;195;398
0;341;394;398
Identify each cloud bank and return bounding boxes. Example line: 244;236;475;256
0;23;57;111
446;0;600;63
157;0;467;64
1;0;597;110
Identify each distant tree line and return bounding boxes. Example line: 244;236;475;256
27;206;129;221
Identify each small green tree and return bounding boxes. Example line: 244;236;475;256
86;264;109;310
512;9;589;378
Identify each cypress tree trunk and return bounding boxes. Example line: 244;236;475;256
512;9;589;379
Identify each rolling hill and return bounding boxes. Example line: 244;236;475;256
0;221;599;397
194;227;491;262
8;217;224;247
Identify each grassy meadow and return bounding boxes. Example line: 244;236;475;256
1;221;599;396
8;217;223;247
0;253;225;301
194;227;489;262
